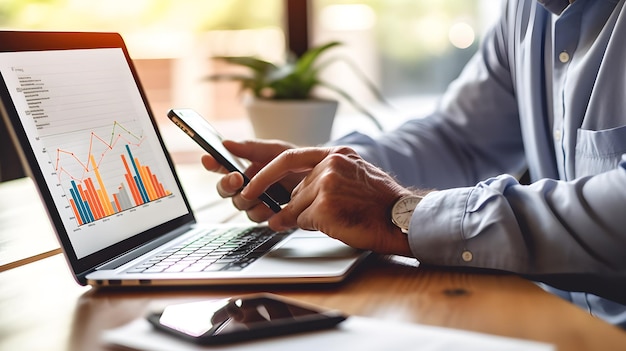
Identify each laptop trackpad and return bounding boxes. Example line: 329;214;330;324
268;237;359;258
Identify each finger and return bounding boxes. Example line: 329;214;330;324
216;172;245;198
270;186;322;232
201;154;228;174
267;171;319;231
289;180;304;200
245;202;276;223
241;148;332;201
231;191;262;212
295;201;322;232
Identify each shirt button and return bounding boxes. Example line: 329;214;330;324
558;51;570;63
461;250;473;262
553;129;562;141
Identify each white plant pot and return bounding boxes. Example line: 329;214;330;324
244;98;338;146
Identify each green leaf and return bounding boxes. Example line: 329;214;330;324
205;41;391;105
294;41;342;77
214;56;277;75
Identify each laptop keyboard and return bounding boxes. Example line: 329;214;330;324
128;226;288;274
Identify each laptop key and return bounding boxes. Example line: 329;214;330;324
134;226;288;274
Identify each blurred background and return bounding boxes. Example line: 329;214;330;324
0;0;504;180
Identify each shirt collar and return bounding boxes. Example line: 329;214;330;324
537;0;570;14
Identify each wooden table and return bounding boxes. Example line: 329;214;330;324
2;166;626;351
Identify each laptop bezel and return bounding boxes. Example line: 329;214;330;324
0;31;197;284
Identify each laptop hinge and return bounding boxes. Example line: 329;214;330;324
97;224;194;270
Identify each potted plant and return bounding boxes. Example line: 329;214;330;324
206;41;387;146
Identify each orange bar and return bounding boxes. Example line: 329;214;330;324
142;165;158;200
85;178;104;220
85;179;102;219
121;155;142;205
69;199;83;226
77;184;92;219
96;189;109;217
90;154;114;216
77;184;87;203
124;173;142;206
146;167;161;198
80;183;99;220
112;193;122;213
84;180;102;220
156;178;168;198
151;173;165;198
135;159;156;201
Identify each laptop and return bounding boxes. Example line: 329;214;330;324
0;30;369;287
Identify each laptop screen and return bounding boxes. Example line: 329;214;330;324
0;35;191;263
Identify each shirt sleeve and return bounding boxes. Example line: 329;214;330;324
331;2;626;305
410;158;626;305
332;3;526;190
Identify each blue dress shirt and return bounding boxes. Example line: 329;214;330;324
334;0;626;327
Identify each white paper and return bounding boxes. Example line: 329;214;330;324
101;316;555;351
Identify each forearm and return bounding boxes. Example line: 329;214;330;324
409;158;626;302
332;36;526;189
347;115;526;185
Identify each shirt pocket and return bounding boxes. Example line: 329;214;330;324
575;125;626;177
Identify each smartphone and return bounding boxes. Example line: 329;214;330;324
146;293;347;345
167;108;291;212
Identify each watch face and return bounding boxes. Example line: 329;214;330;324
391;195;422;232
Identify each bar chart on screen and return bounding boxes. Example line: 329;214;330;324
14;55;175;227
0;47;188;257
52;121;173;226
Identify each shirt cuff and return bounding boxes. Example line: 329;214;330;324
408;188;472;266
408;176;531;272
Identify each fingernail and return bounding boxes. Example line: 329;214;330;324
229;174;240;187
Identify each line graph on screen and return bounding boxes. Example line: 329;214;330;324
51;121;172;226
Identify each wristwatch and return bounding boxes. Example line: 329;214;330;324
391;194;423;234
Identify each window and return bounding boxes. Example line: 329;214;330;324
0;0;286;170
0;0;504;177
0;0;285;124
311;0;504;118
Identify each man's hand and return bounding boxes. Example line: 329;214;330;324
200;139;304;222
240;146;414;256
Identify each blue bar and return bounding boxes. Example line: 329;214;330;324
84;200;95;223
126;145;149;203
69;184;87;224
134;175;149;203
